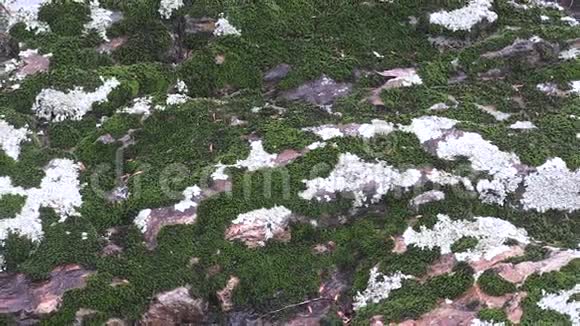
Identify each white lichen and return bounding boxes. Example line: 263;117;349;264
158;0;184;19
559;48;580;60
561;16;579;26
166;93;190;106
353;266;413;310
211;163;230;181
430;0;498;31
117;96;153;117
213;14;241;36
410;190;446;208
521;158;580;213
0;119;30;160
32;77;120;122
471;319;506;326
133;209;151;233
4;0;51;33
476;104;512;121
230;206;293;246
0;159;83;245
402;214;530;262
176;79;188;94
300;153;472;207
84;0;114;40
235;140;276;171
509;121;537;130
307;126;344;140
174;185;202;212
358;120;395;139
537;284;580;325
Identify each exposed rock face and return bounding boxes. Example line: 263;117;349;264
494;249;580;284
183;16;216;34
481;38;559;66
369;68;422;106
225;206;295;248
142;286;207;325
264;63;291;83
280;75;352;106
286;270;350;325
217;276;240;312
0;33;18;61
97;36;128;54
136;180;231;249
0;265;93;319
399;285;527;325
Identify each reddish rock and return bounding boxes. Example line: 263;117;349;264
469;245;525;273
285;271;349;325
97;36;128;54
17;50;50;77
399;285;527;325
495;249;580;284
225;221;292;249
312;241;336;255
142;181;231;249
217;276;240;312
0;264;93;318
142;286;207;325
391;236;408;254
423;254;457;279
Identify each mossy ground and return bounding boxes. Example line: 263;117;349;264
0;0;579;324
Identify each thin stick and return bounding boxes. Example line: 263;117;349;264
260;297;331;317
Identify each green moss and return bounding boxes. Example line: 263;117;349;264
113;21;171;65
451;236;478;253
478;269;517;297
261;120;318;152
505;244;550;264
38;0;90;37
353;261;473;324
1;233;36;272
477;308;509;324
0;194;26;219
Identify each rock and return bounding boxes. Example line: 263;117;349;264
183;16;216;35
280;75;352;106
391;236;408;254
399;285;527;325
217;276;240;312
0;33;18;61
97;36;128;54
0;265;93;318
137;180;231;249
481;38;559;66
494;249;580;284
142;286;207;325
74;308;97;326
312;241;336;255
369;68;423;106
263;63;291;82
285;270;350;325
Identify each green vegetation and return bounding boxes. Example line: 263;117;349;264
478;269;517;297
451;236;479;253
477;308;510;324
0;0;578;324
0;194;26;219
